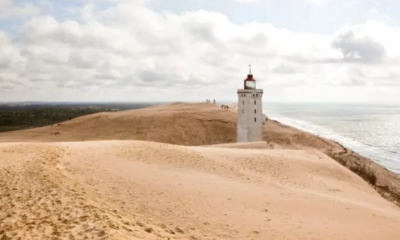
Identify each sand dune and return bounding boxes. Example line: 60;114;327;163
0;143;173;240
0;103;237;145
1;141;400;240
1;102;399;205
1;102;400;239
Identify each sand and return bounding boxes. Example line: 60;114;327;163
1;103;399;205
1;102;400;239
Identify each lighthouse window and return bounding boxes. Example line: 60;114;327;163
254;100;256;105
254;118;257;122
242;100;244;105
256;94;258;97
254;109;256;114
242;109;244;114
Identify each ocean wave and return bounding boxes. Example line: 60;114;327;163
264;109;399;173
264;110;364;147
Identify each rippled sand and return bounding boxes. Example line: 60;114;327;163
1;102;400;239
1;140;400;239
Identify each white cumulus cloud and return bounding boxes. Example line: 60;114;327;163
0;0;399;102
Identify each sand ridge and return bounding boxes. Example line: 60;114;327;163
0;103;237;145
1;140;400;239
0;143;180;240
1;102;398;207
1;102;400;239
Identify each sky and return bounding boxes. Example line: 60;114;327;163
0;0;400;103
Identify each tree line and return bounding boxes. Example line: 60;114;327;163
0;102;157;133
0;106;113;132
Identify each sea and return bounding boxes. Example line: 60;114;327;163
263;103;400;174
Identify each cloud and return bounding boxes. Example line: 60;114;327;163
0;0;40;19
271;62;300;74
1;1;400;101
304;0;330;5
231;0;261;3
332;29;387;64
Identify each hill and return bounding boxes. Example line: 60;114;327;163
1;140;400;239
0;103;235;144
0;102;156;133
0;102;399;208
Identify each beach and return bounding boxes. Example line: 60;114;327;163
1;102;400;240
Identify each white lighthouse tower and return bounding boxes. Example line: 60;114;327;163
237;66;264;142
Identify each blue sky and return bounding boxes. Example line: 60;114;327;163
151;0;394;33
2;0;398;35
0;0;400;102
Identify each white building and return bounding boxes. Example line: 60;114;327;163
237;68;264;142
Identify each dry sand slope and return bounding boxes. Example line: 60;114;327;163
0;103;237;145
1;102;399;206
1;141;400;240
1;102;400;239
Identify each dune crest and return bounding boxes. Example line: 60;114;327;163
0;103;236;145
1;102;399;206
1;141;400;239
1;102;400;239
0;143;173;240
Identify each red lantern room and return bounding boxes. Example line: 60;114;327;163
244;65;256;89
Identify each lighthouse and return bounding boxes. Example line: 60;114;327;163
237;66;264;142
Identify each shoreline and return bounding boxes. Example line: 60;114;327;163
264;111;399;174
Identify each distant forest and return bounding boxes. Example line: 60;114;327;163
0;102;157;133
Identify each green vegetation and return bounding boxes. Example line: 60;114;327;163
0;102;156;133
0;106;112;132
